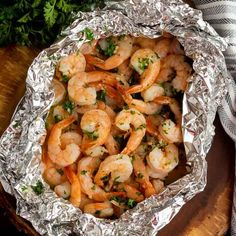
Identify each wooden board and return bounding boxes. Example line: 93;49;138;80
0;46;234;236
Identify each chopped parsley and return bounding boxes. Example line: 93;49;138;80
157;140;168;150
21;185;28;192
127;198;137;208
101;175;109;185
91;185;96;190
56;169;64;176
13;120;21;128
110;195;126;204
97;90;106;103
162;122;169;134
62;101;74;114
138;57;151;71
136;191;142;196
98;38;116;57
137;172;144;179
95;210;101;215
54;115;62;123
135;124;146;131
82;27;94;41
60;74;69;83
116;155;123;160
80;170;87;175
130;110;135;115
82;130;99;140
31;181;44;195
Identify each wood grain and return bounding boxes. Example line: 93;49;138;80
0;46;234;236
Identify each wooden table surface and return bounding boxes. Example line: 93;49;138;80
0;45;234;235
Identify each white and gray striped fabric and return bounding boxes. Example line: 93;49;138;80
192;0;236;234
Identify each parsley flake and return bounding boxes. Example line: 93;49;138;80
127;198;137;208
97;90;106;103
82;27;94;41
82;130;99;140
31;180;44;195
62;101;74;114
54;115;62;123
80;170;87;175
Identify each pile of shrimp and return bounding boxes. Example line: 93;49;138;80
43;33;192;218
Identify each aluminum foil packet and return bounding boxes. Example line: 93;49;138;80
0;0;229;235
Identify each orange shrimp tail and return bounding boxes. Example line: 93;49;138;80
146;117;162;139
153;96;172;105
126;84;143;94
54;115;76;129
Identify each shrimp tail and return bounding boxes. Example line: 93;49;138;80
65;166;81;207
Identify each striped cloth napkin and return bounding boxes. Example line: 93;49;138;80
192;0;236;234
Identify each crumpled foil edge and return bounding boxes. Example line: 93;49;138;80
0;0;229;235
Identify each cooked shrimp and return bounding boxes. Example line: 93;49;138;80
156;54;192;91
151;179;164;194
78;156;124;201
133;155;156;198
118;183;144;202
117;85;162;115
154;37;172;58
146;144;179;179
84;201;114;218
80;39;98;55
169;38;184;55
115;108;146;154
84;146;108;157
141;83;165;102
85;35;133;70
48;116;81;167
127;49;161;94
65;166;81;207
104;134;120;155
43;148;67;186
60;131;82;149
51;79;66;106
79;193;94;211
117;59;133;80
80;109;111;150
154;96;182;143
94;154;133;188
58;52;86;78
54;181;71;199
135;37;157;50
68;71;117;106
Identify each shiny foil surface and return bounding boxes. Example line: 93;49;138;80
0;0;229;235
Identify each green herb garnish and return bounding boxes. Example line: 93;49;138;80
91;185;96;190
80;170;87;175
137;172;144;179
103;38;116;57
135;124;146;131
62;101;74;114
97;90;106;103
31;180;44;195
82;27;94;41
126;198;137;208
138;57;151;71
82;130;99;140
60;74;69;83
54;115;62;123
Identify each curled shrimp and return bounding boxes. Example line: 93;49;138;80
135;37;157;50
78;156;124;201
51;79;66;106
85;35;134;70
58;52;86;78
85;146;108;157
126;48;161;94
48;116;81;167
60;131;82;149
65;166;81;207
68;71;117;106
133;155;156;198
154;96;182;143
94;154;133;188
117;85;162;115
84;201;114;218
54;181;71;199
141;83;165;102
115;108;146;154
42;146;67;186
117;59;133;80
117;183;144;202
80;109;111;150
146;144;179;179
154;37;172;58
156;54;192;92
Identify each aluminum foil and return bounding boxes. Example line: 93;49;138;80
0;0;229;235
